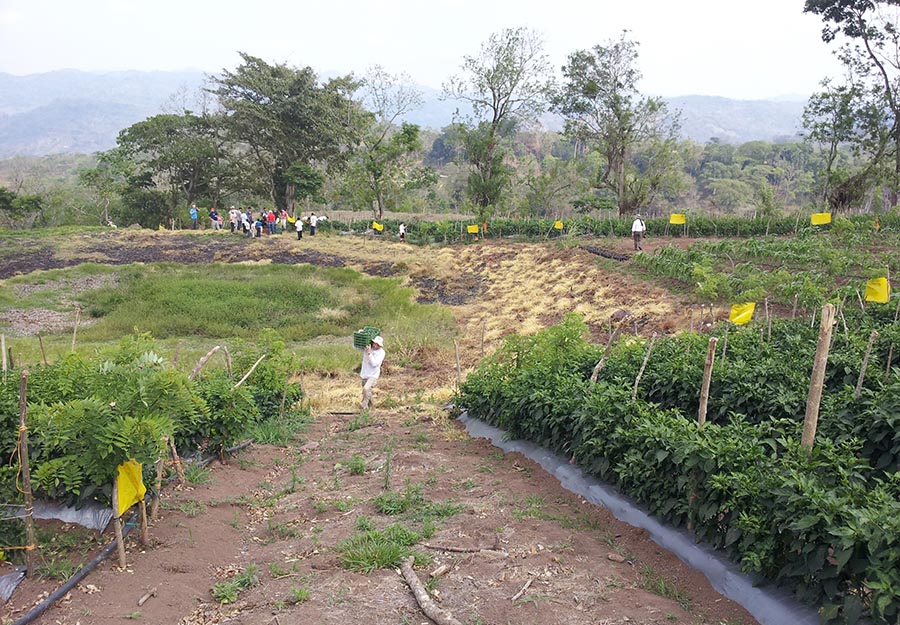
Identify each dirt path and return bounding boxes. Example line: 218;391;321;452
0;229;754;625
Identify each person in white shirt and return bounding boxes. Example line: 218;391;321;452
399;223;406;242
631;214;646;251
360;335;386;411
295;216;303;240
309;213;318;236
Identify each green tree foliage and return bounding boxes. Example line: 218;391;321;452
444;27;554;219
0;185;43;227
805;0;900;206
210;53;361;209
554;32;681;215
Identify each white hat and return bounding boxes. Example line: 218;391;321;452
372;336;384;347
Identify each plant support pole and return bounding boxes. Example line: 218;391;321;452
802;304;835;451
854;330;878;399
71;307;80;353
632;333;657;401
111;480;127;569
18;370;35;576
698;338;718;426
591;318;629;383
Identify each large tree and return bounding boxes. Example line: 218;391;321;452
805;0;900;206
443;27;554;219
211;53;361;210
554;32;681;215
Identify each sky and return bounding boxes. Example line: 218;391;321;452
0;0;845;100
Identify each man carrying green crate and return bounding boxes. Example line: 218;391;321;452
360;335;386;411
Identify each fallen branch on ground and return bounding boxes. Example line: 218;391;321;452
510;578;533;602
423;543;506;556
399;556;463;625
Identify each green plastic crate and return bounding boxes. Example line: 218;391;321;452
353;326;380;349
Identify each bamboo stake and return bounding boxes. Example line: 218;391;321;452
18;370;35;576
454;340;461;387
71;307;81;353
886;343;895;384
189;345;221;381
149;456;164;520
591;319;629;383
765;298;771;342
233;355;265;390
721;325;729;363
111;479;127;569
1;334;6;383
631;333;658;401
698;338;718;427
37;335;48;366
854;330;878;399
802;304;835;451
856;289;864;311
791;294;799;319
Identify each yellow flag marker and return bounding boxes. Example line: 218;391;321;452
811;212;832;225
865;277;890;303
729;303;756;325
372;221;384;232
553;220;564;230
116;459;146;517
467;224;479;234
287;215;296;224
669;213;686;225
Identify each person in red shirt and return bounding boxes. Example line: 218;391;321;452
266;210;277;235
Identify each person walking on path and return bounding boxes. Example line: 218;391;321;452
359;335;385;411
295;216;303;240
631;214;646;251
189;204;199;229
309;212;318;236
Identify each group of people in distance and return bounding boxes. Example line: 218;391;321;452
188;203;322;239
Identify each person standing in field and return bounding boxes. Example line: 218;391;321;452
360;335;385;411
266;209;277;234
399;222;406;242
295;215;303;240
189;204;199;229
309;212;318;236
209;207;221;230
280;209;288;233
631;213;646;251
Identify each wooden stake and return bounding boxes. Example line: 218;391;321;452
886;343;895;384
721;325;729;363
189;345;221;381
1;334;6;383
454;340;461;387
591;319;628;383
764;298;771;342
480;321;485;360
71;307;81;353
18;370;35;577
856;289;864;311
111;480;127;569
223;345;233;381
172;341;181;367
233;355;266;390
37;334;48;366
894;292;900;323
167;437;186;483
698;338;718;427
854;330;879;399
150;456;164;520
802;304;835;451
632;333;658;401
791;294;799;319
139;499;149;546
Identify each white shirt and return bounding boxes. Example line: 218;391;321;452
399;224;406;235
632;218;646;233
295;219;303;231
360;347;385;379
310;215;318;227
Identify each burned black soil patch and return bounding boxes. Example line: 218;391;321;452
0;243;65;279
362;261;407;277
411;275;484;305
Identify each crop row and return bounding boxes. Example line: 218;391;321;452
457;313;900;624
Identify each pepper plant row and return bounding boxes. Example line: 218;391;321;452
457;314;900;624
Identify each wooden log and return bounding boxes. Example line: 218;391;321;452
632;333;658;401
18;370;35;576
854;330;878;399
399;557;463;625
802;304;835;451
698;338;718;427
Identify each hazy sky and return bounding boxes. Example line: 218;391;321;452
0;0;844;99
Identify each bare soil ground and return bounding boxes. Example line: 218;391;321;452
0;229;753;625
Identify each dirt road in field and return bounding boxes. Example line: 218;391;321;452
0;229;753;625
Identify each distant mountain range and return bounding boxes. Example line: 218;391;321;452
0;70;808;159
